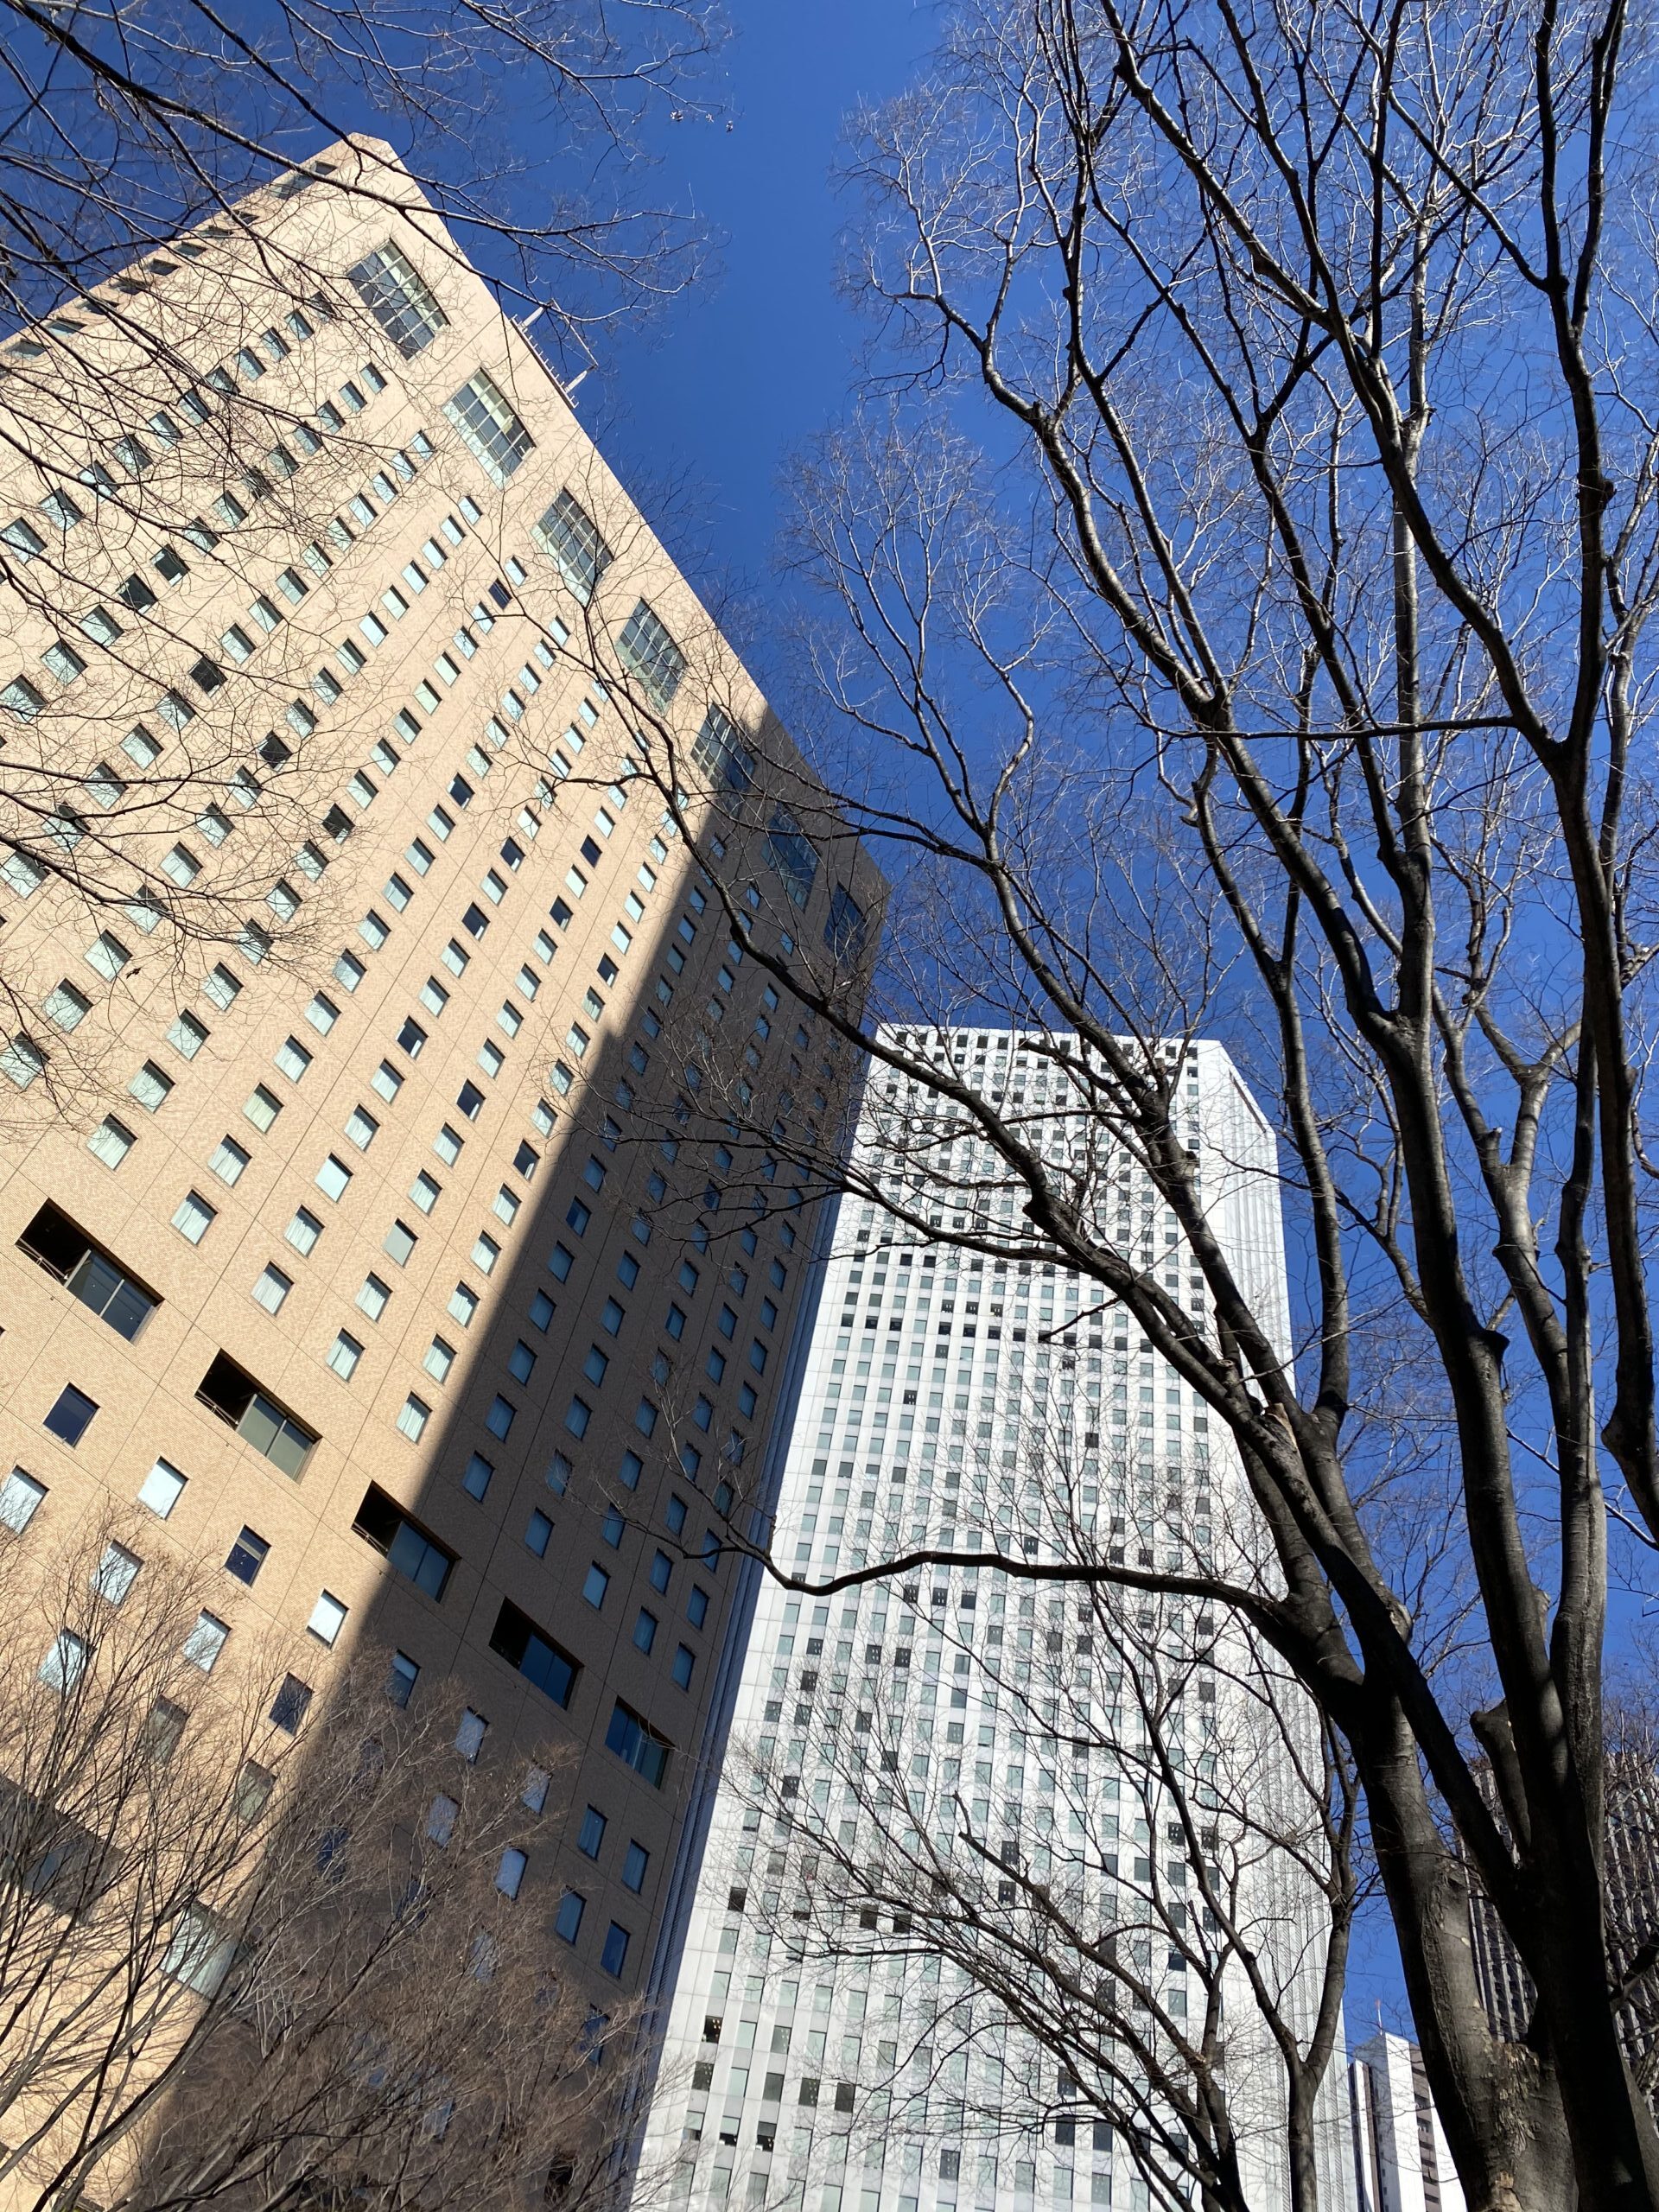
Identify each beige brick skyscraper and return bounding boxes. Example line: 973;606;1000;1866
0;130;878;2062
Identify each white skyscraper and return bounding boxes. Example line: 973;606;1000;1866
641;1029;1354;2212
1348;2034;1464;2212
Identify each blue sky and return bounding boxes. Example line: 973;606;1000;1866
553;0;934;620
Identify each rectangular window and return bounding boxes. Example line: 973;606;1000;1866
601;1922;630;1978
489;1598;580;1707
184;1611;230;1671
353;1484;454;1598
348;242;448;355
767;807;819;906
129;1061;174;1113
443;370;534;484
693;703;755;793
195;1353;316;1478
172;1191;216;1244
0;1467;46;1531
19;1203;160;1340
616;601;685;710
87;1116;136;1171
137;1459;185;1517
605;1699;671;1787
533;489;613;603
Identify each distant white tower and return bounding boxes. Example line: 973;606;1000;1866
1348;2033;1465;2212
640;1029;1355;2212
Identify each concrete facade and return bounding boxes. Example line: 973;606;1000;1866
639;1030;1354;2212
0;135;876;2044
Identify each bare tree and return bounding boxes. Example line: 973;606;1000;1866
0;1513;655;2212
510;1;1659;2204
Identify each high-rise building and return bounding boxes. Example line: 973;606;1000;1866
1464;1754;1659;2106
640;1028;1354;2212
0;130;877;2052
1347;2032;1464;2212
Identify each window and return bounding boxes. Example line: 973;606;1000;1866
616;601;685;709
274;1036;313;1081
88;1116;136;1170
225;1527;269;1584
576;1806;609;1859
244;1085;282;1134
0;1467;46;1531
270;1674;313;1732
357;1274;391;1322
448;1282;480;1327
497;1847;527;1900
472;1233;500;1274
39;1630;88;1693
19;1203;158;1338
825;885;868;960
185;1611;231;1671
525;1508;553;1556
315;1155;353;1201
463;1452;494;1500
582;1564;610;1609
490;1598;581;1707
767;807;819;906
327;1327;362;1380
632;1610;657;1654
671;1644;696;1688
388;1651;420;1707
534;489;613;602
622;1840;649;1892
286;1208;323;1256
137;1459;185;1517
693;703;755;793
308;1592;347;1646
384;1219;417;1266
129;1061;174;1112
1;676;45;722
486;1395;516;1440
397;1395;430;1440
42;1384;98;1446
169;1010;211;1060
601;1922;630;1978
556;1892;585;1943
565;1396;592;1439
348;241;448;355
44;980;91;1032
196;1353;316;1478
345;1106;378;1151
456;1708;488;1760
443;370;534;484
606;1700;671;1787
353;1486;454;1598
252;1264;291;1314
